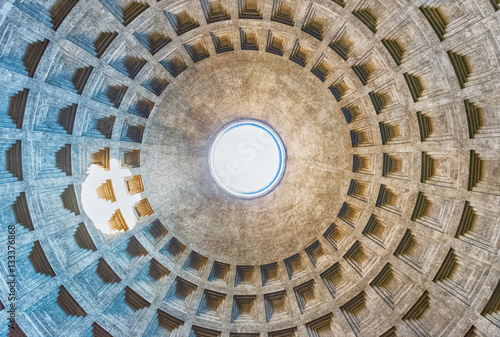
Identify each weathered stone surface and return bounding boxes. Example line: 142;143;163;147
0;0;500;336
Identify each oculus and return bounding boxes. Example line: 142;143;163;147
209;119;286;199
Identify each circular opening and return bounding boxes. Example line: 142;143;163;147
209;120;287;199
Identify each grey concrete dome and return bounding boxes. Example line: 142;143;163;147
0;0;500;336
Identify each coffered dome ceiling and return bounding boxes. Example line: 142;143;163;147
0;0;500;336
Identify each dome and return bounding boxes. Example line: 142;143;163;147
1;0;500;336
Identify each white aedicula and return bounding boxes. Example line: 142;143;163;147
209;120;286;198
